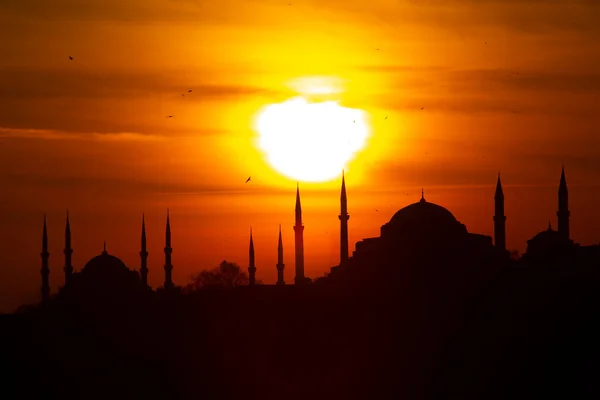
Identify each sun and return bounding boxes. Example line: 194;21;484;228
255;96;370;182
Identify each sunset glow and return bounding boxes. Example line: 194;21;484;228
2;0;600;313
255;97;369;182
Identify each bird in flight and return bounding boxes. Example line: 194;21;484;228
166;115;174;118
375;209;379;212
384;116;388;120
245;176;251;183
68;56;73;60
188;89;192;93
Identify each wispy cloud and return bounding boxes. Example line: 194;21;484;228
361;68;600;115
0;127;164;141
0;67;285;101
0;67;288;134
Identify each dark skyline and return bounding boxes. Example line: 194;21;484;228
20;167;599;311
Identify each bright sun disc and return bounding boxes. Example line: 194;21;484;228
255;97;369;182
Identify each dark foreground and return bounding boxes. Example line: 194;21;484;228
2;265;600;400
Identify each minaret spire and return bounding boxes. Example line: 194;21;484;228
276;224;285;285
493;173;507;252
164;209;174;289
338;170;350;265
140;213;149;285
64;211;73;286
557;165;570;240
294;183;305;284
248;228;256;286
41;215;50;303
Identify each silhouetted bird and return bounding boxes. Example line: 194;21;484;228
375;209;379;212
166;115;174;118
68;56;73;60
384;116;388;119
245;176;251;183
188;89;192;92
421;107;424;110
181;94;185;96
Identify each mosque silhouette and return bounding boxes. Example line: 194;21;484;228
36;167;600;303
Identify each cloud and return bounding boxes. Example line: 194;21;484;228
0;67;284;101
0;67;288;134
0;0;292;27
360;67;600;115
3;171;296;198
0;127;164;141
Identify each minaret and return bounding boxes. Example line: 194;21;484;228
164;209;174;290
557;166;570;240
248;228;256;286
276;224;285;285
140;214;149;285
294;183;305;285
41;215;50;302
63;211;73;286
493;173;507;252
338;171;350;265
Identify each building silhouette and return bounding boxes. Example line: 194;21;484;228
339;170;350;265
35;167;600;301
494;173;506;252
294;183;306;285
140;214;149;285
276;225;285;285
248;228;256;286
522;167;600;265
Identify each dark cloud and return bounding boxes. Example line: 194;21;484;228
0;0;287;27
363;67;600;94
444;69;600;94
367;159;501;188
3;0;598;34
0;67;283;101
361;68;600;115
0;67;288;134
3;171;295;198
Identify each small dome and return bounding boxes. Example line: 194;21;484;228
529;227;562;243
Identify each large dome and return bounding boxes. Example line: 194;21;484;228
381;195;467;239
389;197;458;228
82;249;130;276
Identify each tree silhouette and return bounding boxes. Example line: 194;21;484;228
186;260;251;291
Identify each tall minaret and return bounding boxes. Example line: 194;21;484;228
294;183;305;285
164;209;173;289
248;228;256;286
140;214;149;285
276;224;285;285
41;215;50;303
493;173;507;252
338;171;350;265
64;211;73;286
557;166;570;240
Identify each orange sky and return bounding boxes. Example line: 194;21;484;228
1;0;600;312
